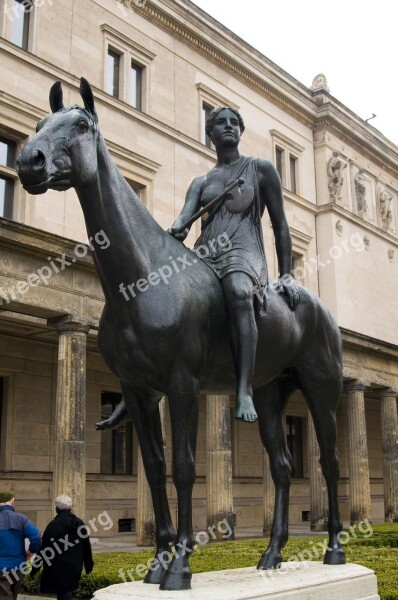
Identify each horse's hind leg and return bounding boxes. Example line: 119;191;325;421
121;385;176;584
297;368;346;565
254;378;294;569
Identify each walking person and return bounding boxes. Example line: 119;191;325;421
0;490;41;600
39;495;93;600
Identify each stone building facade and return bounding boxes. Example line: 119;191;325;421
0;0;397;537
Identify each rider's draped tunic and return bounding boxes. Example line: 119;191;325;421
194;156;268;316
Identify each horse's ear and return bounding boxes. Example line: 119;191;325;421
49;81;64;113
79;77;98;121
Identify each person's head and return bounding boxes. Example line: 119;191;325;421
55;494;73;511
0;491;15;506
205;107;245;147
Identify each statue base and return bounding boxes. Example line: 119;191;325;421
93;562;379;599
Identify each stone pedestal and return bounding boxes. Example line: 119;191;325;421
379;388;398;522
206;395;234;539
345;381;371;524
49;315;91;520
93;563;379;600
307;410;328;531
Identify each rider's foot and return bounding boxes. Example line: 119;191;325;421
235;392;257;423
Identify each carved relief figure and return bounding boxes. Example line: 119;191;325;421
327;153;346;202
354;170;367;215
379;188;393;229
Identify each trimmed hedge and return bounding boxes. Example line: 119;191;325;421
22;523;398;599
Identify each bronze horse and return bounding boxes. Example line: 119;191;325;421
17;79;346;591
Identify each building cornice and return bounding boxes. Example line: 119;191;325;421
341;327;398;359
316;203;398;246
120;0;316;129
314;110;398;178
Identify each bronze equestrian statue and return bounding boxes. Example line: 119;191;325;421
17;79;346;591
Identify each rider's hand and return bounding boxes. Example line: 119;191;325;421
167;225;189;241
280;273;300;311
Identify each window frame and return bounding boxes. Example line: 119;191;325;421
102;24;155;112
0;135;19;220
0;0;40;53
271;130;304;196
100;391;135;476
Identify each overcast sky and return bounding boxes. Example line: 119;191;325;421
191;0;398;147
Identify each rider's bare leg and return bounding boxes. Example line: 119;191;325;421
222;272;258;423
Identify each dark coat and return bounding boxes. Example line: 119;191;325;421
39;509;94;595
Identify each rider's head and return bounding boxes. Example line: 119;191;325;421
205;107;245;139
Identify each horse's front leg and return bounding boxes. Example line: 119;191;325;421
254;380;293;569
159;371;199;591
121;385;176;585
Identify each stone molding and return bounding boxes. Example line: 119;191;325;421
48;314;92;334
344;380;367;392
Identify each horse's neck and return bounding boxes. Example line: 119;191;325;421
76;134;168;305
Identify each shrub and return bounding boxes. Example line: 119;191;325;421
21;523;398;599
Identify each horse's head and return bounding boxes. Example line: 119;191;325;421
17;78;98;194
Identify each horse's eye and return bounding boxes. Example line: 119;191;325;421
78;120;88;132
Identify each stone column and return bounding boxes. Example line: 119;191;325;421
379;389;398;522
136;449;155;545
49;315;91;520
262;449;274;536
307;409;328;531
136;397;166;546
206;395;234;540
345;381;371;524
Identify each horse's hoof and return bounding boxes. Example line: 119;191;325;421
95;420;109;431
257;551;283;570
324;547;346;565
144;565;166;585
159;566;192;591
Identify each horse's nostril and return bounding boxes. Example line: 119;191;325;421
31;149;46;171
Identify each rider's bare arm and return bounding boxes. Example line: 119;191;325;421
258;159;300;310
168;175;206;241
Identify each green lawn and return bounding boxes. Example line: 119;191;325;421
23;523;398;599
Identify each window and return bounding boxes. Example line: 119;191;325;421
106;49;121;98
202;102;214;149
275;147;284;182
130;62;142;110
11;0;32;50
289;156;297;194
286;416;303;478
100;391;134;475
0;137;17;219
271;130;304;196
102;25;155;112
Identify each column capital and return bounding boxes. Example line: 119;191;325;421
344;379;368;392
48;314;91;335
377;387;398;399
